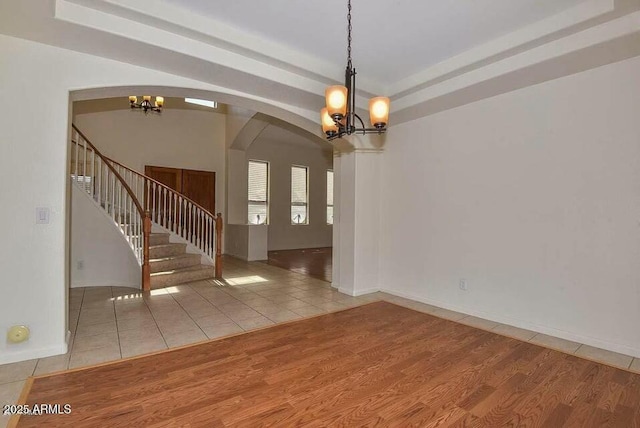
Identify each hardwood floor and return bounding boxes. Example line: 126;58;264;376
15;302;640;427
265;247;332;282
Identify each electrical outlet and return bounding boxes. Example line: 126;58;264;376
77;260;84;270
459;279;468;291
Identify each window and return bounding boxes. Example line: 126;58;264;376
71;172;92;194
291;165;308;224
248;160;269;224
184;98;217;109
327;170;334;225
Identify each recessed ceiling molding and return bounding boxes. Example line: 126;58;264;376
61;0;380;98
58;0;620;105
28;0;635;127
388;0;615;97
391;10;640;120
55;0;334;101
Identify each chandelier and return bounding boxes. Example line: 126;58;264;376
321;0;390;140
129;95;163;114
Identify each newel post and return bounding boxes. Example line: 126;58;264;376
215;213;223;278
142;210;152;291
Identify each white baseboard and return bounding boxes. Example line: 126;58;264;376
380;288;640;359
339;287;380;297
71;282;140;289
0;342;68;365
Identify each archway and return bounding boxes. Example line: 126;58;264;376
228;112;337;286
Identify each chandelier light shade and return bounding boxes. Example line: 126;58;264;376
369;96;390;128
325;86;348;120
320;0;390;140
321;108;339;136
129;95;163;114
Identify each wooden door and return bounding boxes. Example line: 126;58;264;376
145;166;215;214
145;166;182;193
182;169;216;214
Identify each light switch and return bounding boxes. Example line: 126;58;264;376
36;207;50;224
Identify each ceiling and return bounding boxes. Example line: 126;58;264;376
161;0;589;84
255;124;332;152
1;0;638;131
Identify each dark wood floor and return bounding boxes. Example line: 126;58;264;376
16;302;640;427
266;247;332;282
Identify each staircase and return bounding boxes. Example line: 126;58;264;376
70;125;223;290
148;232;217;288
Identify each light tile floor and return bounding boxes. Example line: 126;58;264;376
2;257;640;427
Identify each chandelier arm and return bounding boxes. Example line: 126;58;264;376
321;0;388;140
352;112;366;130
129;99;162;114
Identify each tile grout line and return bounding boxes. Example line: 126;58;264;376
238;284;320;321
29;288;85;377
142;293;170;350
188;283;244;334
66;287;87;366
65;287;86;370
111;287;123;361
211;281;316;330
170;284;218;340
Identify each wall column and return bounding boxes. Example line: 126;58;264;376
333;140;383;296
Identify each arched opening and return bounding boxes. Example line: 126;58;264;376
227;112;336;286
64;85;342;368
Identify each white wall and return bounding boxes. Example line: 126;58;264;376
70;186;140;288
0;34;311;364
74;107;226;216
225;224;268;261
246;138;333;251
380;56;640;357
227;149;249;225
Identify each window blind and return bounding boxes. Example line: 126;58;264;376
248;160;268;224
327;170;334;225
291;165;308;224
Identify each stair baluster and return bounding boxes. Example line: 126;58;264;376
102;153;224;280
71;125;151;291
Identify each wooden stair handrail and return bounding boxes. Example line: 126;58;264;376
72;125;145;217
105;156;218;219
72;124;151;291
103;145;224;279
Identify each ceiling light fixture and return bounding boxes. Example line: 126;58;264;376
129;95;163;114
321;0;390;140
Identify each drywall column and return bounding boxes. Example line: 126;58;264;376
335;147;382;296
227;149;248;225
331;152;341;289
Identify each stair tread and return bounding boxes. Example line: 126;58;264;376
150;264;214;277
149;242;187;249
150;253;201;263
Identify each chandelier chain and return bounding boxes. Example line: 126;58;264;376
321;0;388;140
347;0;352;68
